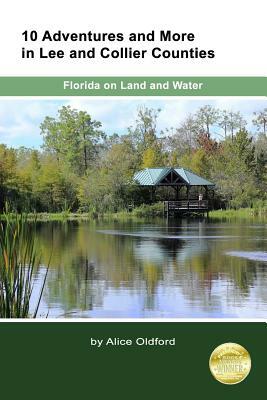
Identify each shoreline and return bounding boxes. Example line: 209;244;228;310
1;205;267;222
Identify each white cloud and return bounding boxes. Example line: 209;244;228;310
0;99;60;147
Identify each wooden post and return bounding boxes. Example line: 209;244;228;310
206;186;209;218
205;186;208;204
186;186;190;209
172;185;180;201
150;186;155;203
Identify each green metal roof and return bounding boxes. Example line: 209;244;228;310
134;167;215;187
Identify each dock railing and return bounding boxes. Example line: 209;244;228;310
164;200;209;213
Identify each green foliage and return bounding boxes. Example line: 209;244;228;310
0;213;48;318
132;202;164;218
41;105;104;174
209;202;267;220
179;148;210;177
142;146;163;168
209;130;258;208
0;144;18;210
0;105;267;214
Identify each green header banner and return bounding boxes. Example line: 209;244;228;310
0;322;266;399
0;77;266;96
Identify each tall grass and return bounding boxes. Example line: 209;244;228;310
0;213;48;318
209;207;267;220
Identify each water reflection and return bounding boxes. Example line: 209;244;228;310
32;219;267;318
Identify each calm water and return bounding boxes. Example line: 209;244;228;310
32;219;267;318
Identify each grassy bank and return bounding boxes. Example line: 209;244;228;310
209;207;267;220
1;202;267;222
0;212;93;222
0;203;164;222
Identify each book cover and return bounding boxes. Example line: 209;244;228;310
0;1;266;398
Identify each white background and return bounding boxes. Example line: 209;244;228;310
1;0;266;76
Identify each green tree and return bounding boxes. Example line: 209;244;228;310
233;129;255;171
78;139;137;212
16;148;41;211
210;130;257;207
41;106;104;175
128;106;161;163
37;154;76;212
179;148;211;177
0;144;17;211
142;147;161;168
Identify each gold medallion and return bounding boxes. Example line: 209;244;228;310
209;343;251;385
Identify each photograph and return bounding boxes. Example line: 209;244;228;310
0;98;267;318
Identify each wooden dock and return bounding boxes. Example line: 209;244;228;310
164;200;209;217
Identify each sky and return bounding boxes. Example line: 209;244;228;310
0;98;266;148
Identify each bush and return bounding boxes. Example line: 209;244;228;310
132;202;163;218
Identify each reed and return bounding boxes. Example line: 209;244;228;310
0;213;48;318
209;207;267;220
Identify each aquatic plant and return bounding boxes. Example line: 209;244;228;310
0;213;48;318
209;207;267;220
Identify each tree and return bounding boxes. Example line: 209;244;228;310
253;108;267;134
179;148;211;177
128;106;160;153
142;147;162;168
16;148;41;211
133;106;160;147
210;130;257;208
1;103;266;213
233;129;255;171
78;138;138;212
253;133;267;196
164;114;199;162
218;110;231;138
36;154;77;212
127;106;166;170
218;110;246;141
41;106;104;175
76;110;104;172
195;105;220;138
197;133;218;154
0;144;17;211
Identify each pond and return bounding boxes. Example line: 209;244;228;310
32;219;267;318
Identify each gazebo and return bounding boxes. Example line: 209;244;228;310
134;167;215;216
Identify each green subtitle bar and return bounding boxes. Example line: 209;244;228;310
0;77;266;96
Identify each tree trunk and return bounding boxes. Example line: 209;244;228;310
83;127;88;172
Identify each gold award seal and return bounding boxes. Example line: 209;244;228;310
209;343;251;385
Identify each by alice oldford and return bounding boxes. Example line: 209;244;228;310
90;337;176;347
